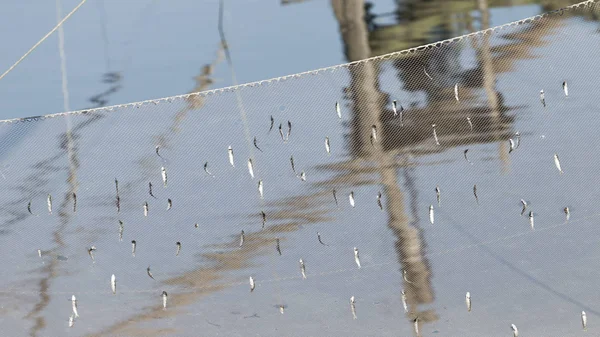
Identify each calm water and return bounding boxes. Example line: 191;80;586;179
0;1;599;337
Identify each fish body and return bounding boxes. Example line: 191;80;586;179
290;156;296;173
299;171;306;182
249;276;255;292
147;266;155;280
88;246;96;263
269;115;274;132
261;211;266;229
414;317;420;336
317;232;328;246
376;192;383;210
287;121;292;140
258;180;264;199
401;290;408;313
116;196;120;213
47;194;52;214
520;199;527;216
162;291;168;309
333;189;338;206
454;83;459;101
276;238;282;256
370;125;377;143
467;117;473;131
325;137;330;155
511;324;519;337
239;230;245;247
564;207;570;221
432;124;440;145
149;182;157;198
354;247;361;268
529;211;534;230
203;162;213;176
278;123;285;142
563;81;569;97
350;296;357;320
167;198;172;210
72;193;77;212
161;167;167;187
466;292;471;312
435;186;441;206
253;137;263;152
144;201;149;217
228;146;235;167
299;259;306;279
464;149;473;164
28;200;33;215
515;132;521;148
509;139;515;153
247;159;255;179
582;310;587;330
392;100;398;116
429;205;434;225
176;242;181;256
540;90;546;107
111;274;116;294
71;295;79;318
38;249;42;258
349;191;355;208
473;184;479;204
336;101;341;119
131;240;136;257
69;315;74;328
424;67;433;80
279;305;285;314
554;153;563;174
119;220;124;241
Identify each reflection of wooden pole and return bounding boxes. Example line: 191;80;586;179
332;0;437;329
478;0;510;173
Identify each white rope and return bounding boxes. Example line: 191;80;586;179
56;0;71;112
0;0;87;82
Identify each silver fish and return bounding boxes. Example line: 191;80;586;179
350;296;357;320
511;324;519;337
162;291;168;309
247;158;255;179
317;232;328;246
454;83;459;101
228;146;235;167
161;166;167;187
149;182;157;198
529;211;534;230
392;100;398;116
563;81;569;97
38;249;42;258
464;149;473;165
147;266;155;280
131;240;136;257
116;196;120;213
249;276;255;292
290;155;296;173
376;191;383;210
115;178;119;197
333;189;338;206
71;295;79;318
413;317;420;336
269;115;274;132
299;259;306;279
167;198;172;210
424;67;433;80
258;180;264;199
143;201;148;217
47;194;52;214
276;237;282;255
325;137;330;155
111;274;116;294
509;139;515;153
299;171;306;182
279;305;285;314
370;125;378;144
429;205;434;225
432;124;440;146
287;121;292;140
118;220;124;241
69;314;74;328
564;207;570;221
466;292;471;312
278;123;285;142
435;185;441;206
349;191;355;208
354;247;361;268
239;230;245;247
27;200;34;215
582;310;587;331
401;290;408;313
520;199;528;216
467;117;473;131
336;101;341;119
72;193;77;213
176;242;181;256
203;162;214;176
540;89;546;107
554;153;563;174
403;269;414;284
253;136;263;152
261;211;266;229
88;246;96;263
473;184;479;204
156;145;165;160
515;132;521;148
194;223;199;228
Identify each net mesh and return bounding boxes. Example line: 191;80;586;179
2;1;600;336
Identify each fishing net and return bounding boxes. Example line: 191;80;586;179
2;1;600;336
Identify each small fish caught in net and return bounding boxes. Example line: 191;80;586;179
0;1;599;336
